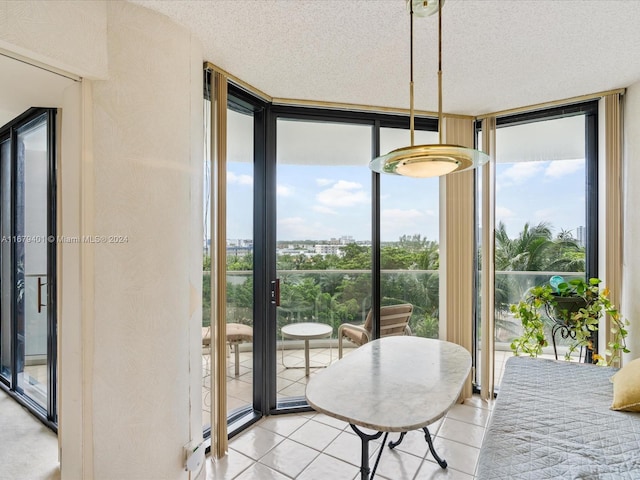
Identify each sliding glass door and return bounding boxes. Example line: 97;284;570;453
0;137;11;384
274;117;372;405
0;108;57;424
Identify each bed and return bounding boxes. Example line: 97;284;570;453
476;356;640;479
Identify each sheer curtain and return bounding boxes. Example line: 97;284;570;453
441;115;475;401
208;69;229;458
604;93;623;362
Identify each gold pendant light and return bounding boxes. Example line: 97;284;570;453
369;0;489;178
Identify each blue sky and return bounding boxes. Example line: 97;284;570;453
226;158;585;243
495;159;585;239
224;111;586;243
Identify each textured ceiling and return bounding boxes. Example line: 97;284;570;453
135;0;640;116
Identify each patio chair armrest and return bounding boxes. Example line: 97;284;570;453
338;323;370;359
404;325;412;336
338;323;370;341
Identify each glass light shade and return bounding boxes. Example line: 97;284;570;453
411;0;445;17
369;144;490;178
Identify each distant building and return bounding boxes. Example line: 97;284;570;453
228;238;253;248
576;226;586;246
328;235;355;245
227;245;253;257
315;244;342;255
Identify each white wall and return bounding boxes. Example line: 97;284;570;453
88;2;204;478
622;80;640;362
1;1;205;478
59;79;86;478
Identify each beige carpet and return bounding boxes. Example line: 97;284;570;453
0;389;59;480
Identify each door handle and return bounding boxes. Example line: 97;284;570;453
37;276;47;313
270;279;280;306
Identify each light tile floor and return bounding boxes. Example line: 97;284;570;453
206;394;494;480
203;344;359;424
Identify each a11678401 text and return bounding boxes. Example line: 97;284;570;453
0;235;128;244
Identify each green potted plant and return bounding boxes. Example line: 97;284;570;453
510;277;629;367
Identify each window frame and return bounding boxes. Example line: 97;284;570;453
221;82;440;436
472;100;599;393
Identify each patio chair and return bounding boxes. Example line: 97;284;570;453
201;323;254;376
338;303;413;359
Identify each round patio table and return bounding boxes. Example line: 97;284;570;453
281;322;333;376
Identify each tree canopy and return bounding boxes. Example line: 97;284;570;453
211;224;585;340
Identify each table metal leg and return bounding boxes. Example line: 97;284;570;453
304;339;310;376
422;426;447;468
388;432;406;449
388;428;447;469
350;424;387;480
280;331;332;373
234;343;240;376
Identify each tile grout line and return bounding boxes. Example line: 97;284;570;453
219;399;488;479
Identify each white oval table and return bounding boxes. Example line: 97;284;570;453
306;336;471;479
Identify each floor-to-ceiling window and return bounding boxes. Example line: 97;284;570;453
225;103;256;417
0;108;57;426
203;84;265;432
474;102;598;390
379;127;440;338
203;75;442;436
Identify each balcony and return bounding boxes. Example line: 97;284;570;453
203;269;585;427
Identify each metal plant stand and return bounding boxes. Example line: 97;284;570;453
544;297;593;363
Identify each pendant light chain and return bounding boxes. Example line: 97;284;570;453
410;2;415;147
368;0;489;178
438;0;443;144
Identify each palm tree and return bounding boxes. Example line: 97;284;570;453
494;221;587;341
494;221;555;340
495;221;554;272
547;230;585;272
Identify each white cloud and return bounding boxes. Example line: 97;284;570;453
279;217;304;227
381;208;435;240
496;206;515;219
278;216;338;239
316;178;335;186
500;162;544;185
277;184;294;197
544;159;583;179
381;208;424;223
228;172;253;185
316;180;369;207
534;207;556;222
312;205;338;215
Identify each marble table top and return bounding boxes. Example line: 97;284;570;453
305;336;471;432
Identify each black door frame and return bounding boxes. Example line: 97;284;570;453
223;81;439;437
0;107;57;431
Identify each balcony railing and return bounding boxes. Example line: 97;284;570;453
225;268;583;343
